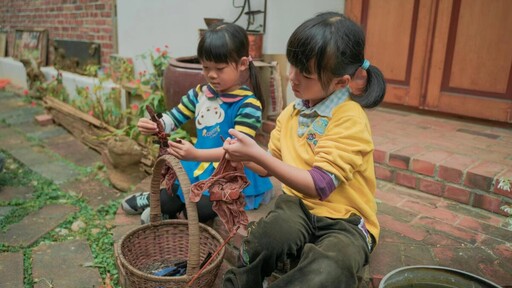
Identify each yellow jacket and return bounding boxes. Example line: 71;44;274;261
268;99;380;243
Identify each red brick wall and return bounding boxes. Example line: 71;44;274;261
0;0;115;67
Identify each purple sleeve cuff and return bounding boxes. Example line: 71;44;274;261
308;166;336;201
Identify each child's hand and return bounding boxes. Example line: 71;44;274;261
223;129;262;162
168;139;198;161
137;118;158;135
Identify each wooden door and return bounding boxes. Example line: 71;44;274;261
346;0;512;123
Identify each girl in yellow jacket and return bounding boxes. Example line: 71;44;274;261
222;11;386;288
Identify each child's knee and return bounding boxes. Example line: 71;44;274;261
274;193;297;208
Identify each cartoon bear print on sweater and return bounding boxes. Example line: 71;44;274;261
196;98;225;129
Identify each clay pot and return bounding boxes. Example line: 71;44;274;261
162;56;204;137
204;18;224;28
163;56;204;110
247;32;263;60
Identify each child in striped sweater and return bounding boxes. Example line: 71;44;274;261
122;22;273;224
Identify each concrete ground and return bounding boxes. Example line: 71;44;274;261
0;89;511;287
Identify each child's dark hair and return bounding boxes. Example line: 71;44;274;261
197;22;264;110
286;12;386;108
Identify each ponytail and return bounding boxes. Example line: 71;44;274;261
248;61;265;111
351;64;386;108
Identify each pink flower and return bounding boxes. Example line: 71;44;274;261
164;44;169;49
88;110;94;116
23;89;29;95
155;47;161;54
136;79;141;84
127;58;133;65
85;86;90;91
162;50;168;56
30;101;36;107
131;103;139;112
143;92;150;99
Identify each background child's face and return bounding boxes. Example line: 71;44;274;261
288;65;327;105
201;60;244;93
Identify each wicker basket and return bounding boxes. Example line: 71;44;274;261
117;155;226;288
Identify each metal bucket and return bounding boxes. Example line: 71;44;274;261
378;266;502;288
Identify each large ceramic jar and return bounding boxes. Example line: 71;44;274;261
163;56;204;110
162;56;205;137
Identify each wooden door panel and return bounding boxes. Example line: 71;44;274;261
347;0;512;122
347;0;433;107
365;0;414;82
444;0;512;97
426;0;512;122
363;0;418;105
435;92;512;122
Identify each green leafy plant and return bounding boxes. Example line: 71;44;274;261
110;56;135;84
37;46;191;149
72;66;128;129
84;64;101;77
37;71;69;102
133;46;171;112
498;177;512;230
40;65;129;131
115;46;191;144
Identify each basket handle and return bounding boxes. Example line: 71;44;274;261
150;155;201;275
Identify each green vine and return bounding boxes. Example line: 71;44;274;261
0;151;120;287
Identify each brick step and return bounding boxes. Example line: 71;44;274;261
373;149;511;216
364;106;512;217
